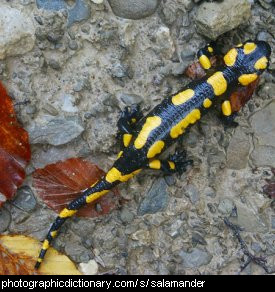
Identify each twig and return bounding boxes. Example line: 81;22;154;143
224;217;271;274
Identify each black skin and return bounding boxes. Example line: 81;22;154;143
117;105;193;174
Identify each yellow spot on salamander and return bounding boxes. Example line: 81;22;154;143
131;118;137;123
207;71;227;96
149;159;161;169
117;151;123;159
238;73;258;86
221;101;232;116
168;161;175;170
105;167;141;183
203;98;212;108
50;231;58;238
37;258;42;263
42;240;49;250
243;42;256;55
134;116;161;149
254;56;268;70
123;133;132;147
147;140;165;159
172;89;194;106
170;109;201;139
224;48;238;66
199;55;211;70
59;208;77;218
208;46;214;53
86;189;109;204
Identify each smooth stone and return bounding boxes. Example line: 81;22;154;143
0;4;35;59
12;186;37;213
196;0;251;40
27;116;84;146
108;0;160;20
0;208;11;232
226;128;250;170
138;178;168;216
79;259;98;275
179;248;212;268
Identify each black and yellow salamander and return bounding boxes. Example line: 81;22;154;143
35;40;271;269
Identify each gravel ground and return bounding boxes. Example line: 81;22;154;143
0;0;274;275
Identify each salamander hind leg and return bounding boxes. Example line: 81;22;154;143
219;77;260;130
147;150;193;175
168;150;193;175
219;100;239;129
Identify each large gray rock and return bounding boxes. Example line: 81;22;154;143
232;202;269;233
250;101;275;148
179;248;212;268
67;0;91;27
184;184;200;204
108;0;160;20
251;146;275;168
36;0;91;27
0;4;35;59
250;101;275;167
226;128;250;170
138;178;168;215
27;116;84;146
218;198;235;215
196;0;251;40
116;92;143;106
0;208;11;233
64;236;92;263
12;186;37;213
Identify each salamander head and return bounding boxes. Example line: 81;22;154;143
224;40;271;84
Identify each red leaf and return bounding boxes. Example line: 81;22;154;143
263;168;275;199
185;56;222;80
229;78;259;113
263;181;275;198
0;81;31;207
32;158;120;217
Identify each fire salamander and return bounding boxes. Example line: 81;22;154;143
35;40;271;269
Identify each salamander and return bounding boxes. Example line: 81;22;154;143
35;40;271;269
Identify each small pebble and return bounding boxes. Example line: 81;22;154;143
0;208;11;232
12;186;36;212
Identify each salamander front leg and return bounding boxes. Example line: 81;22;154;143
147;150;193;175
197;42;219;71
117;104;143;148
186;42;221;80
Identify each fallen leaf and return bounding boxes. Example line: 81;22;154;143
32;158;120;217
185;56;222;80
0;235;81;275
229;78;259;112
0;81;31;206
263;168;275;198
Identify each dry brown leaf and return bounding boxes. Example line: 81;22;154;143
0;81;31;207
32;158;120;218
0;235;81;275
